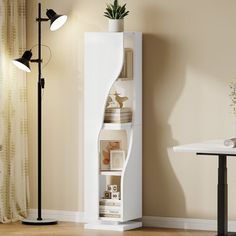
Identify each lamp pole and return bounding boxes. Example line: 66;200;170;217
36;2;48;223
37;2;43;221
22;3;55;225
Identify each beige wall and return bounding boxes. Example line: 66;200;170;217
26;0;236;219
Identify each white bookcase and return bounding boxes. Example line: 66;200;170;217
84;32;142;231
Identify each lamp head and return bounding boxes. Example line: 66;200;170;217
12;50;32;73
46;9;67;31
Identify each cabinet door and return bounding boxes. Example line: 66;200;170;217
84;33;124;221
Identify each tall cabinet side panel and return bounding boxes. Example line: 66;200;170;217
133;32;142;126
122;125;142;221
122;33;142;221
84;33;124;222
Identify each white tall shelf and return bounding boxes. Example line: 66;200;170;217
84;32;142;231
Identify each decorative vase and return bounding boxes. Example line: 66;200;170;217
108;19;124;32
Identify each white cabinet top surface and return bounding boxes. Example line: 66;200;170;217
85;32;142;37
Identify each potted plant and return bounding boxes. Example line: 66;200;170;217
229;79;236;135
104;0;129;32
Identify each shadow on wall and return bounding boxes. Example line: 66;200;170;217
143;34;186;217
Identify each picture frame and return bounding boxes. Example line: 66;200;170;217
110;150;125;170
100;140;121;170
119;48;133;80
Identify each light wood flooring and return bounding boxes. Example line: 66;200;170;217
0;222;215;236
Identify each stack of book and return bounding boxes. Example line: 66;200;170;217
104;108;132;123
99;199;121;218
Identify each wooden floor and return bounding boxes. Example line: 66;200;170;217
0;222;215;236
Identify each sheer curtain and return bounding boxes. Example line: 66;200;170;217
0;0;29;223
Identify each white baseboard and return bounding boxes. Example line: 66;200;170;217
28;209;85;223
28;209;236;232
143;216;216;231
142;216;236;232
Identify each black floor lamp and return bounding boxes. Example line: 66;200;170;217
12;3;67;225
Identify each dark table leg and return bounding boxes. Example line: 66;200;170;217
197;153;236;236
217;155;236;236
218;155;228;235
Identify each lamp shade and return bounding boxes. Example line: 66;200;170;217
12;50;32;73
46;9;67;31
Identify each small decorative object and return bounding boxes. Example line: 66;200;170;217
106;95;113;108
105;92;129;109
111;192;120;200
114;91;128;108
224;138;236;148
110;150;125;170
104;0;129;32
104;191;112;199
103;184;121;200
100;140;121;170
107;184;118;192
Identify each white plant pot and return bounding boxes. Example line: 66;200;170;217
108;19;124;32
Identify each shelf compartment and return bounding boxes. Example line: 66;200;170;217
100;171;122;176
103;122;132;130
99;204;121;221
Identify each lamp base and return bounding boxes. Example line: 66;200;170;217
22;218;57;225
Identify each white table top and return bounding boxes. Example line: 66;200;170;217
173;139;236;155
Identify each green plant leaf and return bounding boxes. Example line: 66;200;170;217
114;0;118;10
120;5;126;14
120;11;129;19
106;7;114;18
104;12;112;18
116;6;122;18
106;4;112;10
